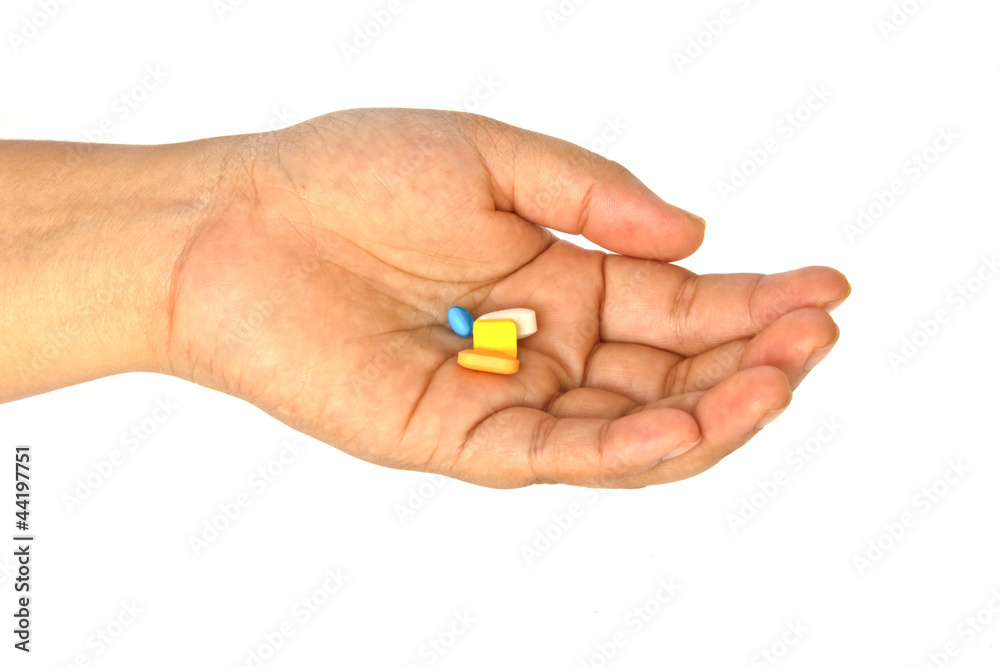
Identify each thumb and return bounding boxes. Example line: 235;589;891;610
461;113;706;261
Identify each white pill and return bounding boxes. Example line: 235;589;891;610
476;308;537;338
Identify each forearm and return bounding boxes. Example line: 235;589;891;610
0;139;227;402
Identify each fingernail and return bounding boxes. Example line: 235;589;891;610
803;342;836;372
755;408;786;431
659;436;702;462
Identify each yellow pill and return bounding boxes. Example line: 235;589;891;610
458;349;520;375
473;318;517;358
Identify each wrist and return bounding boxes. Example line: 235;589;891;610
0;137;239;400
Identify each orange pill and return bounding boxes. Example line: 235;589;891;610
457;348;520;375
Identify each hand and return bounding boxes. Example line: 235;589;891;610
162;109;849;488
0;110;846;488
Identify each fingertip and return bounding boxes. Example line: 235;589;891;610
795;266;852;311
666;203;708;260
749;365;793;409
606;368;794;487
747;366;792;430
822;272;852;312
634;187;708;261
664;201;708;238
743;308;840;372
752;266;851;326
585;175;706;261
606;408;701;472
693;366;790;448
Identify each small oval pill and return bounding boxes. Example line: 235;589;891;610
447;306;474;337
457;349;520;375
476;308;537;338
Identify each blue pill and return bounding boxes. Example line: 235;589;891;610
447;306;474;337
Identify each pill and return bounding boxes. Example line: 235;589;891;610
447;306;474;337
475;308;537;338
473;318;518;358
458;349;519;375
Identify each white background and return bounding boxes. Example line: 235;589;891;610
2;0;999;665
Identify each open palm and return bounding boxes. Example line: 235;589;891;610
166;109;849;489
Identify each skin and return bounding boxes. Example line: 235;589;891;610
0;108;850;489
